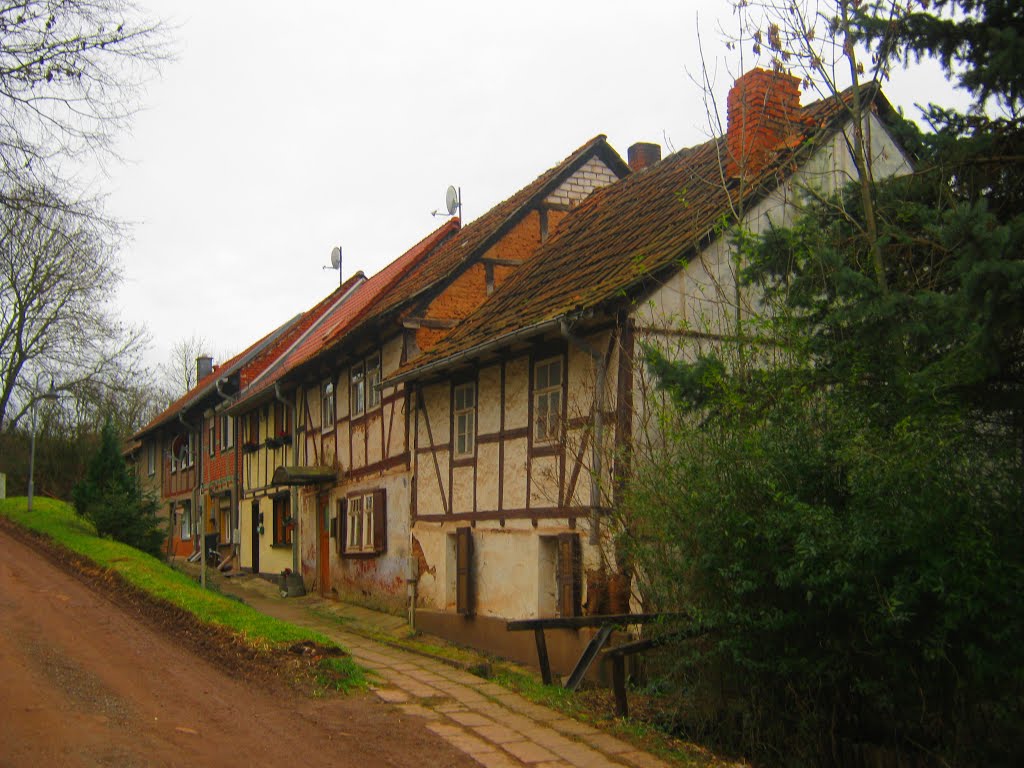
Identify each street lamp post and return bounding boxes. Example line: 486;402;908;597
27;379;59;514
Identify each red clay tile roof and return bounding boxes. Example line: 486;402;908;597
133;272;368;438
391;88;888;381
305;135;630;368
362;135;629;323
230;219;461;407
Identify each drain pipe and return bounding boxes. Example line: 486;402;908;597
179;412;205;589
559;319;605;546
275;382;300;576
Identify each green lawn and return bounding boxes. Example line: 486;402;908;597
0;496;364;690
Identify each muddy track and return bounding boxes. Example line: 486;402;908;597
0;518;477;767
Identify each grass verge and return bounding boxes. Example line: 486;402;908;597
0;496;365;692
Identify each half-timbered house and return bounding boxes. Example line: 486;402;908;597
227;136;630;612
386;69;914;669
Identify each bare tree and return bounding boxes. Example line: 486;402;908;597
0;188;148;432
0;0;168;198
154;334;212;404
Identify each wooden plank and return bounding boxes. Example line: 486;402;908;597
534;628;552;685
507;613;674;631
565;623;612;691
611;655;628;717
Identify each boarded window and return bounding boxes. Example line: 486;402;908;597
335;498;347;556
557;533;582;618
456;526;474;616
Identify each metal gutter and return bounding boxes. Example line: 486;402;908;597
383;317;564;387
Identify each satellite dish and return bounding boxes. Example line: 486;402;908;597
445;186;459;216
330;246;341;269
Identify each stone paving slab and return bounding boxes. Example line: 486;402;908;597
216;573;675;768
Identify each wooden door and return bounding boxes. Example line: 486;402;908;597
318;492;330;596
250;500;260;574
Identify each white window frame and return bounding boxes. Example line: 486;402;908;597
350;363;365;417
180;503;192;540
220;413;234;450
346;493;375;553
453;382;476;457
366;353;381;409
321;380;335;431
186;432;196;467
208;419;216;457
533;356;563;442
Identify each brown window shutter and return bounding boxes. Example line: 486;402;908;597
373;489;387;554
557;533;582;617
336;498;347;556
456;526;474;616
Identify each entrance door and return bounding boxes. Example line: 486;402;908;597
250;500;260;574
318;493;330;596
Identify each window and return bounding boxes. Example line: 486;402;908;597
208;420;216;457
342;490;386;555
220;413;234;450
147;443;155;476
366;353;381;409
186;432;196;467
246;411;260;445
217;495;232;544
453;382;476;457
533;356;563;442
272;495;292;546
350;363;365;417
320;381;335;430
273;400;291;438
180;502;192;540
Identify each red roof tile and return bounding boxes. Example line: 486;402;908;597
231;219;461;406
392;88;887;381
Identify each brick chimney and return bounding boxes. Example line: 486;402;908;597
628;142;662;172
726;68;803;178
196;355;213;383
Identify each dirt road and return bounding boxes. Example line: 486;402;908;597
0;526;476;768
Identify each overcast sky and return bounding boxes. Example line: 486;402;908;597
107;1;964;370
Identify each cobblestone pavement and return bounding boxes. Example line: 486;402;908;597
213;572;672;768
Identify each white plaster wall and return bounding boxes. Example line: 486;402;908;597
476;442;500;510
503;437;528;510
451;465;474;514
504;357;529;430
477;365;502;434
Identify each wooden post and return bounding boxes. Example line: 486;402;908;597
611;655;628;717
534;628;552;685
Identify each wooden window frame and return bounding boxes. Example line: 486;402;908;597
273;400;292;439
340;489;386;557
350;362;365;418
533;355;564;444
147;443;155;476
247;411;260;446
272;494;292;547
208;419;216;457
366;353;382;410
220;413;234;451
453;381;476;458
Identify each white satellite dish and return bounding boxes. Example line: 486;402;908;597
445;185;460;216
330;246;341;269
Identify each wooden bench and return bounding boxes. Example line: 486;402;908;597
505;613;677;691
